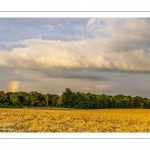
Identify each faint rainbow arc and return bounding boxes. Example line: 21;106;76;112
7;81;20;92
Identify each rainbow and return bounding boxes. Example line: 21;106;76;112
7;81;20;92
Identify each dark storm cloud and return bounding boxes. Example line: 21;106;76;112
38;68;110;81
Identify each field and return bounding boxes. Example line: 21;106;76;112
1;108;150;132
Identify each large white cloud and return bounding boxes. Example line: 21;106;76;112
1;37;150;72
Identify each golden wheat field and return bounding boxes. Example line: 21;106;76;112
1;108;150;132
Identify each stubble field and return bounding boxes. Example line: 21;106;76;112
1;108;150;132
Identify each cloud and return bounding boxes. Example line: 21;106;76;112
0;18;90;44
80;86;92;91
87;18;150;52
45;25;53;30
1;37;150;73
1;18;150;95
2;18;150;97
95;84;111;90
41;68;109;81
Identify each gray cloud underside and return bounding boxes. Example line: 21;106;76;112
40;68;109;81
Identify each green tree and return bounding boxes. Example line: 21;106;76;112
0;91;7;104
133;96;143;108
57;96;63;107
51;94;60;107
29;91;45;107
107;95;114;108
62;88;74;108
17;92;29;106
44;93;50;106
100;94;108;108
10;94;20;106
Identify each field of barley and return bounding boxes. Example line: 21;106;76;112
1;108;150;132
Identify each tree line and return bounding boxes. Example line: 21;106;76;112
0;88;150;108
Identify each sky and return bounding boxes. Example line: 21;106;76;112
0;18;150;97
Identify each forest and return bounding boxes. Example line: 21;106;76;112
0;88;150;109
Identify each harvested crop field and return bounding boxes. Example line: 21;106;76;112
1;108;150;132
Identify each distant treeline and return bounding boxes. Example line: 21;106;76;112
0;88;150;108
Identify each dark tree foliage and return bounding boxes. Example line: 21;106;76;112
0;88;150;109
62;88;74;108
